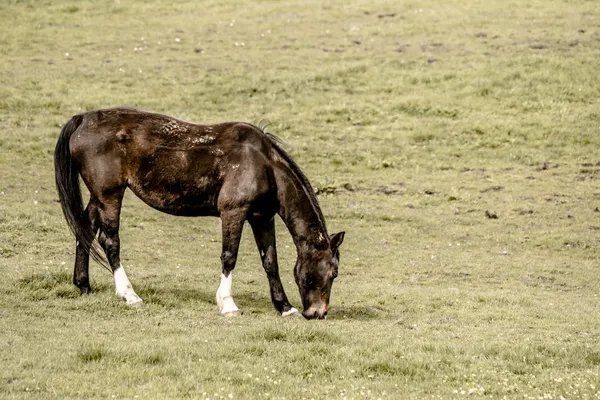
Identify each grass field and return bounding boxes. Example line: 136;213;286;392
1;0;600;398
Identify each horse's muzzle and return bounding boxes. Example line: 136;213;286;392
302;306;328;320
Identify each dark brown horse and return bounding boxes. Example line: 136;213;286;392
54;107;344;319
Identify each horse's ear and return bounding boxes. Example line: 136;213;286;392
330;231;345;250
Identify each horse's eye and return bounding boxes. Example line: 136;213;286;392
306;278;315;288
331;270;338;279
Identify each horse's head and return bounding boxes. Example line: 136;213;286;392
294;231;345;319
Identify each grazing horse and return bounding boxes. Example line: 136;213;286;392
54;107;344;319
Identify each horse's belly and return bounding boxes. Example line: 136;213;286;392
128;175;221;217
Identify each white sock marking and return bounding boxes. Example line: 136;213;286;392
216;272;239;315
114;264;143;305
282;308;300;317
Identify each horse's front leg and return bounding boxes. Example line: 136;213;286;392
249;217;299;317
216;209;247;317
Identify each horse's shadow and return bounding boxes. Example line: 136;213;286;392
19;272;382;320
327;304;385;321
100;283;382;319
135;284;275;314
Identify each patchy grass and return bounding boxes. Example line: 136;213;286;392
1;0;600;399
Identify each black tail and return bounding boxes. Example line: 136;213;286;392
54;114;106;267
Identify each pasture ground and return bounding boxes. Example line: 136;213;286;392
1;0;599;398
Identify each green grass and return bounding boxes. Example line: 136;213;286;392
1;0;600;398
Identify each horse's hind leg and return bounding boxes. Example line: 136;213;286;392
73;201;99;294
96;190;143;306
249;217;299;317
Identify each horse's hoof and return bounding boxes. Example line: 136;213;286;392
126;298;144;307
221;310;241;317
76;284;91;294
282;308;301;317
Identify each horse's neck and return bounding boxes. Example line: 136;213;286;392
276;172;328;250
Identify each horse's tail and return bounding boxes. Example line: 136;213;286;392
54;114;106;267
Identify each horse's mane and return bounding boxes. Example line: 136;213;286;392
253;122;328;237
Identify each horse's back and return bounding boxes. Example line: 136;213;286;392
74;107;268;153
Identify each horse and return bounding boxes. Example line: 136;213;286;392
54;107;345;319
